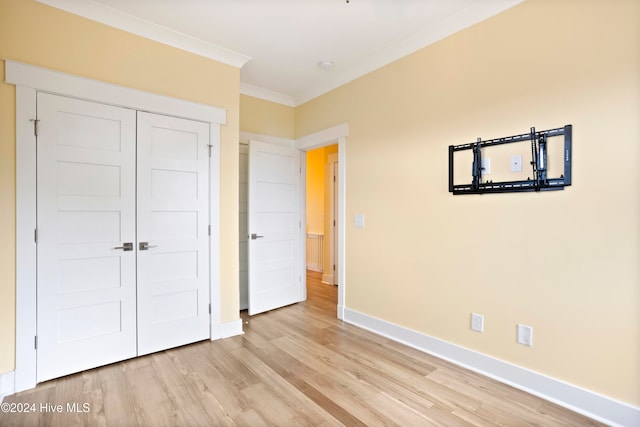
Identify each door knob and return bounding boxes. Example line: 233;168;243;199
250;233;264;240
112;242;133;251
139;242;158;251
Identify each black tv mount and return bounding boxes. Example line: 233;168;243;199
449;125;572;195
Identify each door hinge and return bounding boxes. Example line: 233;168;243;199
30;119;39;137
208;225;211;236
207;144;213;157
34;228;38;243
208;303;211;314
34;336;37;350
333;264;336;271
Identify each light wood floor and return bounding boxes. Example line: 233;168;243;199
1;271;603;426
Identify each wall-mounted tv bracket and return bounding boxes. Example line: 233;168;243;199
449;125;572;195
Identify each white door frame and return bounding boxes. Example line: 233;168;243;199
324;153;339;286
295;124;347;319
242;123;348;319
7;60;225;392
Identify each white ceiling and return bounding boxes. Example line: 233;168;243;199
37;0;524;106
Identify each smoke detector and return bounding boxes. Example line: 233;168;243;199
318;60;334;71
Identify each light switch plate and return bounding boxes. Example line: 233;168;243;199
511;154;523;172
354;214;365;228
481;158;491;175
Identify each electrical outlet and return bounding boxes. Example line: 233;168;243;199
354;214;365;228
517;324;533;346
471;312;484;333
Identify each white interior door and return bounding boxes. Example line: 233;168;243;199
239;143;249;310
136;112;211;355
36;93;137;381
248;141;304;315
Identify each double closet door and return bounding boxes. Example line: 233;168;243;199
36;93;211;382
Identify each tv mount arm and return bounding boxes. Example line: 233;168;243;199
471;138;482;191
449;125;572;195
530;126;548;189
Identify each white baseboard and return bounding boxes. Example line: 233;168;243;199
211;318;244;340
343;308;640;427
321;273;334;284
0;371;15;402
306;264;323;273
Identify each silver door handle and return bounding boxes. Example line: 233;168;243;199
112;242;133;251
250;233;264;240
139;242;158;251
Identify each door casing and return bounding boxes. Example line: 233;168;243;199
240;125;348;319
9;60;225;392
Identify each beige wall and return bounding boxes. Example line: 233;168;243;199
239;94;295;139
296;0;640;406
0;0;241;373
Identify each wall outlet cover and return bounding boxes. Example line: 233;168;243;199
510;154;523;172
471;312;484;333
517;324;533;346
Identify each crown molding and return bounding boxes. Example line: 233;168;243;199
35;0;251;68
240;83;296;107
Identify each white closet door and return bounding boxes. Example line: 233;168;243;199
136;112;211;355
36;93;137;382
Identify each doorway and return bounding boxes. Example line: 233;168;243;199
305;145;338;286
239;123;347;319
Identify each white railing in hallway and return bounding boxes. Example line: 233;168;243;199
306;233;324;272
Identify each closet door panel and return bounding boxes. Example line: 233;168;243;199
136;112;211;355
36;93;137;382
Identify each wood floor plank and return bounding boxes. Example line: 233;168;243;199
232;408;268;426
176;342;253;419
148;351;225;427
231;347;342;426
0;270;606;426
368;391;440;426
96;363;142;426
270;335;422;426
